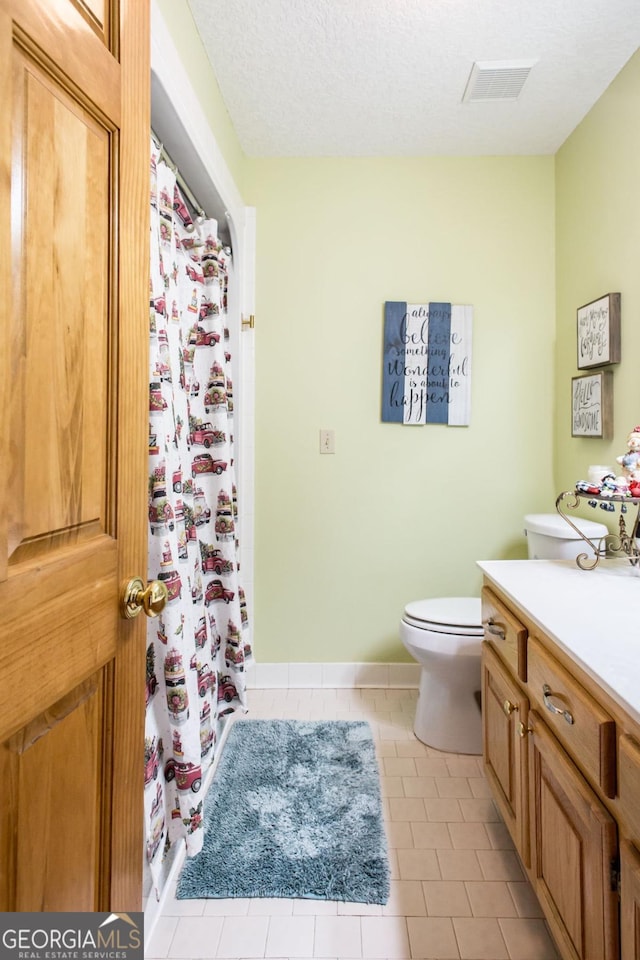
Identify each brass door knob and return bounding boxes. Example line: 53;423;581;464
121;578;168;619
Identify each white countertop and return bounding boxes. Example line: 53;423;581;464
477;558;640;726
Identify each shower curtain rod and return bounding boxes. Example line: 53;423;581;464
151;127;207;223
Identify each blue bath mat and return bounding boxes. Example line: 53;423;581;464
176;718;390;903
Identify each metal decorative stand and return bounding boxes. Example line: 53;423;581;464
555;490;640;570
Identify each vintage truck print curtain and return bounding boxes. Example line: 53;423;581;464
144;140;250;893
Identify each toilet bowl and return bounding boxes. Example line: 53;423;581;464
400;513;610;756
400;597;483;754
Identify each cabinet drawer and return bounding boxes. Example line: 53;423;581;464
527;636;616;798
481;587;527;681
619;735;640;844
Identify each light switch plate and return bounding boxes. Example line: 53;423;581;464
319;429;335;454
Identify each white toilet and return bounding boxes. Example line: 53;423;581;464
400;512;609;755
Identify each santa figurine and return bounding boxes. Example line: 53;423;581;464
616;426;640;482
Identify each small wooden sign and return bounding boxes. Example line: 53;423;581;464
381;301;472;426
577;293;621;369
571;371;613;438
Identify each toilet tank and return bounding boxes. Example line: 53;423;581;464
524;513;609;560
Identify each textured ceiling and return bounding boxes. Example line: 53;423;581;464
187;0;640;157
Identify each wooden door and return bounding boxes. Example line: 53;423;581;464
482;642;530;865
528;710;618;960
621;840;640;960
0;0;150;911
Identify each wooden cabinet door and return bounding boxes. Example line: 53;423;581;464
621;840;640;960
482;642;530;865
0;0;149;911
529;710;618;960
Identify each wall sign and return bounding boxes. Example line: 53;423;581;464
571;371;613;439
577;292;621;369
381;301;472;425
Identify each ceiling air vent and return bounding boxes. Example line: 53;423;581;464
462;59;537;103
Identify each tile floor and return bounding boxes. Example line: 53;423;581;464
146;687;560;960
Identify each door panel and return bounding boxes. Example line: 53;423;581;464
0;0;149;911
11;47;111;556
482;642;530;864
621;840;640;960
529;710;618;960
14;678;104;911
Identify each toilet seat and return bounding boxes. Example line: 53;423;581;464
402;597;483;637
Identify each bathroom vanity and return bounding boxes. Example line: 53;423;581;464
478;559;640;960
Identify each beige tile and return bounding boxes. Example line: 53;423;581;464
382;880;427;917
292;898;338;915
156;689;547;960
265;916;314;958
387;848;400;879
498;918;560;959
435;777;473;799
414;757;451;778
396;848;441;881
337;901;382;916
465;881;519;917
468;777;493;798
165;917;224;958
406;917;460;959
215;916;270;958
411;821;452;849
507;882;545;918
385;820;414;848
380;775;405;797
247;897;294;915
384;756;418;777
424;798;464;822
436;849;484;881
459;797;501;822
379;722;411;741
402;776;438;798
485;821;516;850
396;741;431;758
360;916;411;958
447;822;491;850
446;757;483;778
203;897;251;916
163;893;207;917
146;916;179;959
477;849;526;881
453;917;509;959
422;880;472;917
426;746;461;759
389;797;427;821
313;916;362;958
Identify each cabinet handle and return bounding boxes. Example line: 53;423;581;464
517;721;531;738
542;684;574;725
503;699;516;716
486;618;506;640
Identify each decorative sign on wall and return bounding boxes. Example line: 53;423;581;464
382;301;472;425
576;292;621;369
571;371;613;439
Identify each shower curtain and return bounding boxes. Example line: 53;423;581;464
144;140;250;893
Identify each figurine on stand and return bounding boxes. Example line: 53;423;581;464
616;426;640;493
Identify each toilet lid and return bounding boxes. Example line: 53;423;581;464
403;597;483;636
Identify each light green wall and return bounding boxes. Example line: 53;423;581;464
555;51;640;499
244;158;556;662
155;0;246;191
158;9;639;664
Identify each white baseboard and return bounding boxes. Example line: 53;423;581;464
245;661;420;689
